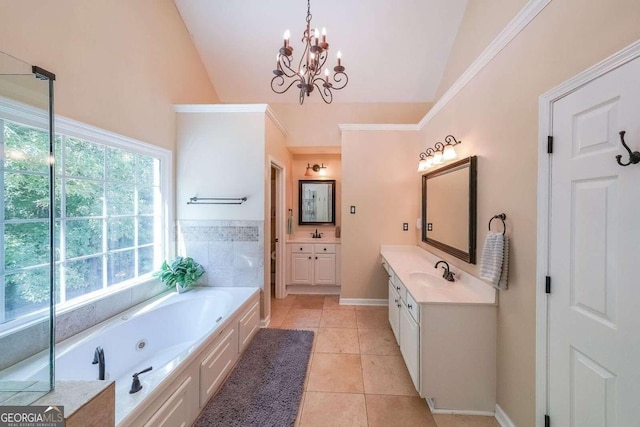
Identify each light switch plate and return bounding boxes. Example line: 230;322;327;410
350;206;356;214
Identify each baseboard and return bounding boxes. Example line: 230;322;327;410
426;398;495;417
339;298;388;306
260;316;270;328
495;404;516;427
286;285;340;295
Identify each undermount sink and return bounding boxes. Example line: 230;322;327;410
408;271;448;288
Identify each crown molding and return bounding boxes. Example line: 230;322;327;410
417;0;552;129
339;124;420;132
265;105;288;137
173;104;269;113
173;103;289;136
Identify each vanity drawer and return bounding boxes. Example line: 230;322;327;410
314;244;335;253
291;244;313;253
405;291;420;323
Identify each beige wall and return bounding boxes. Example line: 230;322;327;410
291;154;342;236
264;115;292;317
176;112;265;220
341;130;419;300
270;103;430;150
433;0;529;100
415;1;640;426
0;0;218;152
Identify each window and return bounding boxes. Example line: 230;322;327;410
0;100;171;328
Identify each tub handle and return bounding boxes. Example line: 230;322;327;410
130;366;153;394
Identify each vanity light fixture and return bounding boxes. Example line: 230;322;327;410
304;163;327;176
417;135;462;172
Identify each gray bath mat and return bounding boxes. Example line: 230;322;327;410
194;328;314;427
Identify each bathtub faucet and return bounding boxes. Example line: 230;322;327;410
92;346;105;380
130;366;153;394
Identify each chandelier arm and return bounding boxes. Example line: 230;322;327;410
331;71;349;90
271;75;301;95
313;80;333;104
279;56;299;78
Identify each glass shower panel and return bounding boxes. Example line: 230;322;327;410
0;51;55;404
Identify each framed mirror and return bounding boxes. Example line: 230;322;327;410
422;156;477;263
299;180;335;225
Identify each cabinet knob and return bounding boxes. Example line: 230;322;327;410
300;247;303;251
394;298;398;303
315;256;318;259
324;248;327;251
308;256;311;260
397;303;401;308
408;304;413;309
396;286;400;291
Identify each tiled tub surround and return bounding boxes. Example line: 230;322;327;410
0;279;167;371
176;220;264;288
1;287;261;426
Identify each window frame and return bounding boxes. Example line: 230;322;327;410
0;97;173;334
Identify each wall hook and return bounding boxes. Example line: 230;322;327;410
615;131;640;166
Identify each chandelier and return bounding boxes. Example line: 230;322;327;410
271;0;348;104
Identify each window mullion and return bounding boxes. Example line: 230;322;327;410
59;136;67;303
102;149;108;290
0;118;6;323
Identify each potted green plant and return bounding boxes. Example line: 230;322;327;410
155;256;205;293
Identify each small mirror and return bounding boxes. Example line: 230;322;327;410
422;156;477;263
299;180;335;225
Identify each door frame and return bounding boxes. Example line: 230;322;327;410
536;39;640;426
269;156;287;300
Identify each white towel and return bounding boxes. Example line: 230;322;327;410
479;231;504;287
498;236;509;289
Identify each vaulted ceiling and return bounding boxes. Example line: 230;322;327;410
174;0;468;104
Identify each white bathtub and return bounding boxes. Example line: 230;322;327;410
0;286;260;425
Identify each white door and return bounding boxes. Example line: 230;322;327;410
548;56;640;426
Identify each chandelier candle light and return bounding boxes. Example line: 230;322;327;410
271;0;348;104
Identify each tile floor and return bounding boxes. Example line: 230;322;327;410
268;294;500;427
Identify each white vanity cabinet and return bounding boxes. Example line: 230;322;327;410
286;242;340;290
381;246;497;414
385;265;420;390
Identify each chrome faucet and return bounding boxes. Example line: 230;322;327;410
92;346;105;380
311;229;323;239
434;260;456;282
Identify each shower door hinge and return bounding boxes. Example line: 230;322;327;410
547;136;554;154
545;276;551;294
545;414;550;427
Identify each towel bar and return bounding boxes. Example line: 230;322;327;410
187;197;248;205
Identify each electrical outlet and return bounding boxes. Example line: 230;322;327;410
350;206;356;214
402;223;409;231
427;223;433;231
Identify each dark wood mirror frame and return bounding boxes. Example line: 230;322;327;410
298;180;336;225
421;156;477;263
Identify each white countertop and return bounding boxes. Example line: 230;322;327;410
380;245;496;305
287;235;341;244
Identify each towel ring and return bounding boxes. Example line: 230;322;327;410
489;213;507;235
